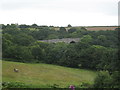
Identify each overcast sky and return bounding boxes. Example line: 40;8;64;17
0;0;119;26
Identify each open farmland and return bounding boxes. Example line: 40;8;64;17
85;26;117;31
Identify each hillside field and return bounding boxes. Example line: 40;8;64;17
2;61;97;88
53;26;117;31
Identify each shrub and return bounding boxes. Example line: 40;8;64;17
2;82;31;88
93;71;113;88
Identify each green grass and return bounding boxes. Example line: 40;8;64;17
2;61;97;88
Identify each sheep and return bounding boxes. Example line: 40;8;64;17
14;68;19;72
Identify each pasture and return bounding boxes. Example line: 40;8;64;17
2;61;97;88
53;26;117;31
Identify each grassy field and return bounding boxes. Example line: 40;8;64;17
2;61;97;88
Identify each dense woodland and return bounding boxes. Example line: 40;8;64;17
2;24;120;88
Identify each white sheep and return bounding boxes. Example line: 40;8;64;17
14;68;19;72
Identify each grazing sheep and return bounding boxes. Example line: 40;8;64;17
14;68;19;72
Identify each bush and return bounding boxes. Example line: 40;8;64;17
2;82;31;88
93;71;113;88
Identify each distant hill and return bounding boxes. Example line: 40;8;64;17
2;61;97;88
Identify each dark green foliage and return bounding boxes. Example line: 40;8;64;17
2;33;13;51
94;71;120;88
31;27;50;40
111;71;120;88
13;33;35;46
45;42;68;64
3;45;33;62
2;24;118;68
58;44;80;68
30;45;45;62
68;28;76;33
94;71;113;88
58;27;67;38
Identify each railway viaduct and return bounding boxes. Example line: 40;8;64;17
39;38;80;43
